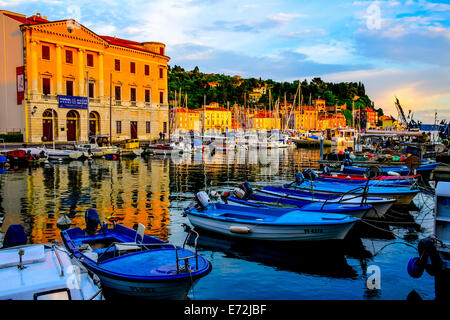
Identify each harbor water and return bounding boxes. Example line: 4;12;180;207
0;147;437;300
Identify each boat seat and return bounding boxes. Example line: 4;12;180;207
77;243;99;262
114;223;146;256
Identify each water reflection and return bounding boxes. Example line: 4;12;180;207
0;147;437;299
184;225;359;279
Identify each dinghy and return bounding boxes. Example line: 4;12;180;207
184;192;357;241
0;225;102;300
61;209;211;299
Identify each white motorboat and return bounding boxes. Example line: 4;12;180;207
0;226;102;300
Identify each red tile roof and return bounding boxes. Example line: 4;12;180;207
4;13;49;25
4;12;166;57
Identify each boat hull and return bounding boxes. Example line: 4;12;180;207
95;271;199;300
187;214;355;241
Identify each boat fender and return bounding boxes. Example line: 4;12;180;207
221;191;230;204
387;171;401;176
418;237;442;276
323;166;331;175
407;257;425;278
229;226;250;234
196;191;212;209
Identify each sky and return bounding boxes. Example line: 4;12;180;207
1;0;449;123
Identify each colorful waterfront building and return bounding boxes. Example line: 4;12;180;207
355;107;378;129
192;103;232;133
379;115;394;128
295;106;318;131
250;110;281;131
0;10;170;143
312;99;326;113
174;108;201;132
317;114;347;130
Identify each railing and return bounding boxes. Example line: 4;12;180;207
89;98;100;104
41;94;58;101
95;229;201;273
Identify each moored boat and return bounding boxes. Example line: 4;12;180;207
284;173;419;206
0;225;102;300
184;192;358;241
256;186;395;219
61;209;212;299
222;183;372;218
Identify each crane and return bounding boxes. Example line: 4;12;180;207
394;96;408;128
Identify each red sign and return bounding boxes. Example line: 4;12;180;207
16;66;24;105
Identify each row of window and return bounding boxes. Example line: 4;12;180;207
115;121;167;134
42;78;164;104
41;45;164;78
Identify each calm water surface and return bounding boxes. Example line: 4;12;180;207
0;147;436;300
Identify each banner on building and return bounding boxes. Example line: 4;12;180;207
16;66;24;105
58;95;88;109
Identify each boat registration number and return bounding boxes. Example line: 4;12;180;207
129;286;156;293
304;228;323;234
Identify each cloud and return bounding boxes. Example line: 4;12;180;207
168;43;371;80
323;67;450;123
268;12;306;22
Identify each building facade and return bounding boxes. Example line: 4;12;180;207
192;103;232;133
0;11;169;143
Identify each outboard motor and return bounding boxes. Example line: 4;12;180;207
239;182;253;200
303;169;318;181
2;225;27;248
342;158;353;167
295;172;305;184
196;191;212;209
233;188;246;200
85;209;101;235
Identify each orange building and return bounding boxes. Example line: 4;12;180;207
0;10;170;143
317;114;347;130
312;99;326;113
355;107;378;129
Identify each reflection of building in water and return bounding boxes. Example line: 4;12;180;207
0;170;31;235
5;158;170;244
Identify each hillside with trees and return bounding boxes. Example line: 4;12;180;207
168;65;384;125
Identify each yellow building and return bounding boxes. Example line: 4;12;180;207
174;108;201;132
193;103;232;133
251;111;281;131
294;106;318;130
379;115;394;128
0;10;169;143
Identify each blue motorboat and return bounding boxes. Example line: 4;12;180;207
283;173;419;206
61;209;212;299
224;188;371;219
184;192;358;241
342;162;439;177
